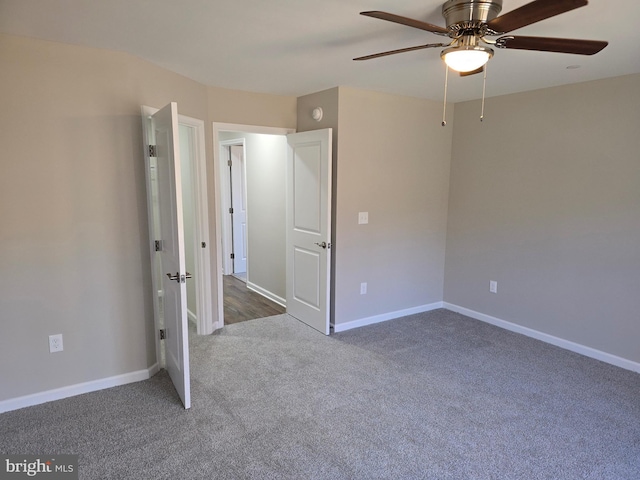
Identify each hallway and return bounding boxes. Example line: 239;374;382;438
223;275;285;325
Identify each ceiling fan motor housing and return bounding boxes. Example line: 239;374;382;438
442;0;503;29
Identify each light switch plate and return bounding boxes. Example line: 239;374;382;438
49;334;63;353
358;212;368;224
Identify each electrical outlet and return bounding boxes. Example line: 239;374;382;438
360;282;367;295
49;334;63;353
358;212;369;224
489;281;498;294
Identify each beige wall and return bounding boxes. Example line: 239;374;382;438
335;87;452;325
444;74;640;363
3;30;637;405
298;87;453;327
297;88;340;136
0;33;205;400
0;33;297;402
208;87;296;128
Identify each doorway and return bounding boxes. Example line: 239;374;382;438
220;141;248;281
220;140;286;323
229;144;247;280
212;123;334;335
214;123;294;328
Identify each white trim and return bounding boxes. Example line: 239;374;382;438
443;303;640;374
187;308;197;325
214;122;296;136
212;122;295;332
332;302;444;333
246;281;286;308
177;116;213;336
218;139;246;276
0;364;160;414
140;106;163;370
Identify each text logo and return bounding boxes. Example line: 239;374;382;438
0;456;78;480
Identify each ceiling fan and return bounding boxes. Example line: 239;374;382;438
354;0;608;76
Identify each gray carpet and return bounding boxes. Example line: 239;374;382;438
1;309;639;479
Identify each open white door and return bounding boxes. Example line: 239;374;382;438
286;129;332;335
152;103;191;409
230;145;247;274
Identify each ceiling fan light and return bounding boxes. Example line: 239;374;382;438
441;46;494;72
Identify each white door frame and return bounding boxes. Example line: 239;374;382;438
218;138;247;277
212;123;295;331
142;106;213;357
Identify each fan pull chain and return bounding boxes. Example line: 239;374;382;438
442;66;449;127
480;64;488;122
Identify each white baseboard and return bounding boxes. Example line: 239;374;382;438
332;302;444;333
246;281;286;308
187;308;197;325
443;303;640;374
0;363;160;414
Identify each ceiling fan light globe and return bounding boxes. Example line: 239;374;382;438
441;46;493;72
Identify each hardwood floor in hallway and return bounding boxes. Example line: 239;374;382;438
223;275;285;325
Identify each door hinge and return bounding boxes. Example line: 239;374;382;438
228;160;232;167
154;240;162;251
229;207;234;214
149;145;157;157
159;329;166;340
201;242;206;248
230;253;235;259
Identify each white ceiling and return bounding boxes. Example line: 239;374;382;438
1;0;638;102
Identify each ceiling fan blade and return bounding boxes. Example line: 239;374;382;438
354;43;448;61
486;0;588;34
496;36;608;55
459;67;485;77
360;11;449;35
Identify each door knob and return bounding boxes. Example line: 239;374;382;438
314;241;327;249
166;272;193;283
